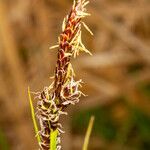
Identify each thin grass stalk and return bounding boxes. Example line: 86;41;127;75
82;116;95;150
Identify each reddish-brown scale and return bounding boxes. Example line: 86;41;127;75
62;34;68;42
64;29;72;38
59;49;65;59
41;143;49;150
41;134;49;143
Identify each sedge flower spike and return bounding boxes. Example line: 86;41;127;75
35;0;93;149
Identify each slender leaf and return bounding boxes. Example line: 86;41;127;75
50;129;58;150
82;116;95;150
28;87;41;143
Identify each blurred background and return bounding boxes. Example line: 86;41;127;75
0;0;150;150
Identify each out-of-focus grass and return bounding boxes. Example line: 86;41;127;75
72;96;150;149
72;106;117;140
138;82;150;99
0;129;9;150
132;108;150;143
127;63;144;75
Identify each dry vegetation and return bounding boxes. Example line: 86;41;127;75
0;0;150;150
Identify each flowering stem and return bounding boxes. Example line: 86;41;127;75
32;0;93;149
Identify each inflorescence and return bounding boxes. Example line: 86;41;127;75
35;0;92;149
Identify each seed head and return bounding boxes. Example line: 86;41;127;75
36;0;92;149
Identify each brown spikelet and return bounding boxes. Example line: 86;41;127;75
35;0;93;149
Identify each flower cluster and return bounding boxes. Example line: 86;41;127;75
35;0;92;149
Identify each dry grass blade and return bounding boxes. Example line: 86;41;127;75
28;87;41;144
82;116;95;150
